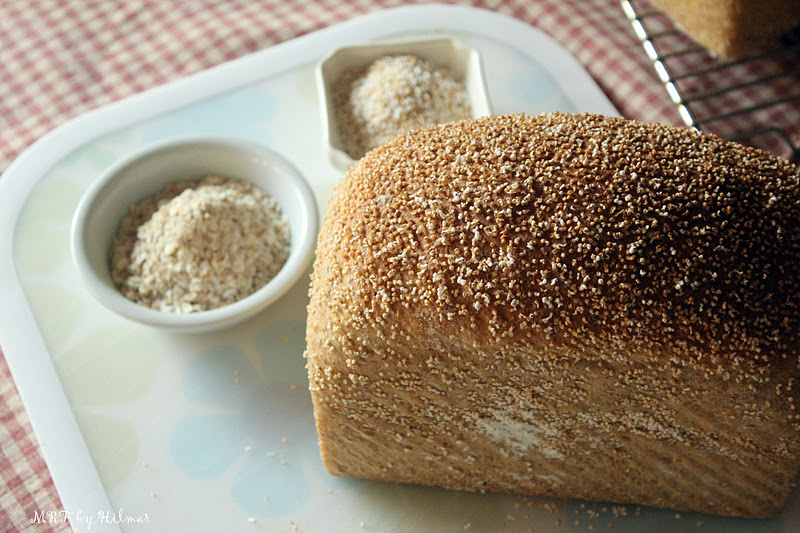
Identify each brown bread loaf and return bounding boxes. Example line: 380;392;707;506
305;113;800;518
649;0;800;58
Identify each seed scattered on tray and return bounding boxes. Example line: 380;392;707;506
110;175;290;313
334;54;471;159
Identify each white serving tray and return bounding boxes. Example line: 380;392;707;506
1;5;796;532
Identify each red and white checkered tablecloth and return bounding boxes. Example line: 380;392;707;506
0;1;795;532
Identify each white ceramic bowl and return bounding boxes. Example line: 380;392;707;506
317;36;493;171
70;137;318;333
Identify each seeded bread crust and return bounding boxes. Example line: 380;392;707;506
305;113;800;518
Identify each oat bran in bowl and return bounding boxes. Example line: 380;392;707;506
317;36;492;171
70;137;318;333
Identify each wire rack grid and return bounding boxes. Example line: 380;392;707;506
622;0;800;164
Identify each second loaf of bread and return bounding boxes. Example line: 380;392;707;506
305;113;800;518
649;0;800;58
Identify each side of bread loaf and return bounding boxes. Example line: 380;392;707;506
649;0;800;58
305;113;800;517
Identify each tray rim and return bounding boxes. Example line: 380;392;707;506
0;5;618;532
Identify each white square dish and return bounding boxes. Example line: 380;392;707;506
317;36;493;171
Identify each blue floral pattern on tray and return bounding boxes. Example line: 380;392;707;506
170;319;319;516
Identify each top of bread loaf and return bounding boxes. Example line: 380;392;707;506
314;113;800;384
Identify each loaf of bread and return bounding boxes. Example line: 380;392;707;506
649;0;800;58
305;113;800;518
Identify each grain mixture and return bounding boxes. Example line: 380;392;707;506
110;175;290;313
334;54;472;159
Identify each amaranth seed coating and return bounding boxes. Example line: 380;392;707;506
305;112;800;518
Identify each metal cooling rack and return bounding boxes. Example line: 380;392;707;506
621;0;800;164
